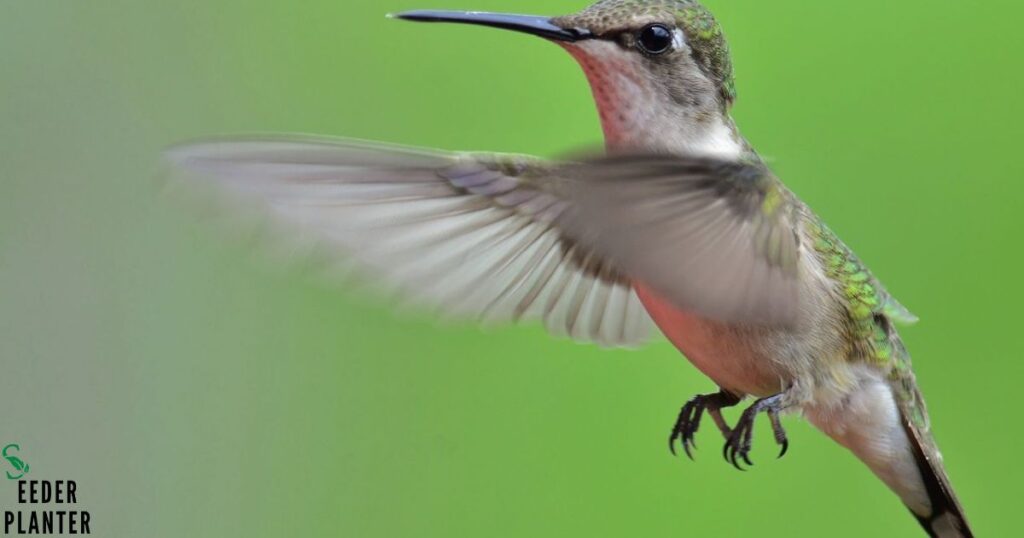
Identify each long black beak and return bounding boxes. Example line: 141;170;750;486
392;10;592;42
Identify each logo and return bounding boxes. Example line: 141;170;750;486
1;443;93;535
1;446;28;481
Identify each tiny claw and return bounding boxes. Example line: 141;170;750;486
716;393;790;470
669;391;740;462
730;449;746;472
778;440;789;459
723;438;743;471
683;441;694;461
682;428;698;461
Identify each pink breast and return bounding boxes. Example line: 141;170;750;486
635;284;782;397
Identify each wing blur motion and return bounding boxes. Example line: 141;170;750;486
554;155;803;326
164;136;653;347
165;135;804;345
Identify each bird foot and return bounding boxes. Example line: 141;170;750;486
669;390;740;459
722;393;789;471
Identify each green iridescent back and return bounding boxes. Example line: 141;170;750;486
803;216;928;426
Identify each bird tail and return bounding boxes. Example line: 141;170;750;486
895;381;973;537
807;372;972;537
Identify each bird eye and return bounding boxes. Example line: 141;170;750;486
637;24;674;55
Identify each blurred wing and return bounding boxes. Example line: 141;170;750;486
164;135;653;347
553;155;803;326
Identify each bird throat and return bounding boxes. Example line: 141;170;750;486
561;41;744;159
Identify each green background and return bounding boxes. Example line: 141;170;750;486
1;0;1021;536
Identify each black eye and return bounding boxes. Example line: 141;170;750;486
637;24;674;55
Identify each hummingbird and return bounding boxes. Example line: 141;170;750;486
165;1;972;536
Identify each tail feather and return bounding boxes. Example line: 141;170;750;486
887;320;972;537
807;372;973;538
899;402;973;537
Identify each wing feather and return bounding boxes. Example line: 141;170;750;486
165;136;653;347
166;136;805;344
552;154;803;326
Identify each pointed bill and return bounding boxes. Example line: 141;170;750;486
392;10;593;42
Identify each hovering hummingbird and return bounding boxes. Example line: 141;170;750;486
166;1;972;536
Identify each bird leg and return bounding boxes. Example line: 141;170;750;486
669;390;741;460
723;393;790;470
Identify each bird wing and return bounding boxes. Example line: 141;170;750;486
165;136;804;348
164;135;652;347
552;154;803;326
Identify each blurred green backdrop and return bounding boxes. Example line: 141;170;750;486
1;0;1022;536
